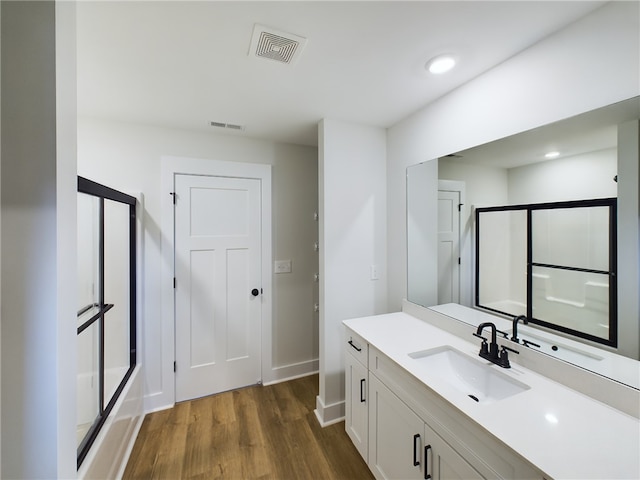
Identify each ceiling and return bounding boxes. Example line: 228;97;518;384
76;1;606;147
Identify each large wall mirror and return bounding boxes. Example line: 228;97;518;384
407;96;639;389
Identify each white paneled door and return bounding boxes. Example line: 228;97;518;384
175;174;262;402
437;190;460;305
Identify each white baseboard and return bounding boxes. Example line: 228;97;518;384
143;390;174;415
114;411;145;479
78;366;144;480
314;395;345;427
263;358;319;385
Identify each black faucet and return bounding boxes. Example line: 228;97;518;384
474;321;519;368
475;322;500;360
511;315;528;343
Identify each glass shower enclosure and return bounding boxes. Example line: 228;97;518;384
76;177;137;468
475;198;617;347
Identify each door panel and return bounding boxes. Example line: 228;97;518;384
438;190;460;304
189;249;217;367
175;174;261;402
345;352;368;460
425;422;485;480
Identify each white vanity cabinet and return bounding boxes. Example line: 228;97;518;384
368;373;483;480
344;330;369;460
344;325;543;480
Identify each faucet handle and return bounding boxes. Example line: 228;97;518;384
473;333;489;355
522;338;541;349
498;345;519;369
496;328;509;339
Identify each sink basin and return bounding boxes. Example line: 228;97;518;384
408;346;530;404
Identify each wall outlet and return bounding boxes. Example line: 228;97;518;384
274;260;292;274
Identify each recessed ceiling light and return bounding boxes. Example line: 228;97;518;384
426;54;457;74
544;151;560;159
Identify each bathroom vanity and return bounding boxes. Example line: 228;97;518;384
344;307;640;480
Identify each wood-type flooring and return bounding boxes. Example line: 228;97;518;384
124;374;374;479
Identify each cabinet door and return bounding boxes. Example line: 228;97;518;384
424;423;485;480
345;352;369;460
368;374;425;480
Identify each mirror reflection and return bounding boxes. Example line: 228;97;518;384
476;198;616;347
407;96;639;389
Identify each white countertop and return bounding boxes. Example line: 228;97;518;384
430;303;640;390
344;311;640;480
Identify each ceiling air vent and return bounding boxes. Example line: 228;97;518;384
210;121;245;131
249;24;307;65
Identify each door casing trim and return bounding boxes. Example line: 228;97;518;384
158;156;272;411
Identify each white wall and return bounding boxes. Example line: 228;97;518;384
438;159;508;208
317;119;387;425
77;117;319;411
387;1;640;312
1;2;77;477
617;120;640;359
407;161;438;307
508;149;617;204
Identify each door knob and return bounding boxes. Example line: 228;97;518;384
251;288;260;297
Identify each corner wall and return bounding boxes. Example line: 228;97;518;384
317;119;387;425
387;1;640;311
1;2;77;477
617;120;640;359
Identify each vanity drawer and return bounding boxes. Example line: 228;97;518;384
345;328;368;367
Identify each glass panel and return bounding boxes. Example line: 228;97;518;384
532;266;610;341
532;206;610;271
76;322;100;448
477;210;527;316
103;200;131;405
77;193;100;327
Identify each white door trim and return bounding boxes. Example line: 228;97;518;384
158;156;272;411
438;180;471;307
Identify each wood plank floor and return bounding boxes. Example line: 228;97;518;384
124;374;374;480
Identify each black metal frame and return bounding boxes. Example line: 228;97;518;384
475;198;617;347
76;176;137;468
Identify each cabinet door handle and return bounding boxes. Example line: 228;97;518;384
413;434;421;466
360;378;366;402
348;340;362;352
424;444;432;479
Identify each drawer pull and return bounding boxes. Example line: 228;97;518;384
348;339;362;352
424;444;432;479
360;378;366;402
413;433;420;466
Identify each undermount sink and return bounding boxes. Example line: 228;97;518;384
408;346;530;404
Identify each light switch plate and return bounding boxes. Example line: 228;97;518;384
275;260;292;274
370;264;379;280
